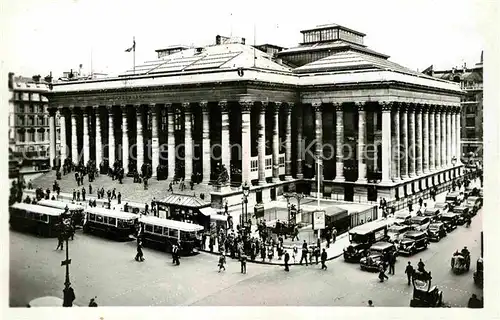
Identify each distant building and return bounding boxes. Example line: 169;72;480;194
8;73;59;171
425;52;483;163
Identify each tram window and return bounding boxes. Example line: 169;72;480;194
154;225;163;234
41;214;48;222
96;215;103;223
109;217;116;225
26;211;34;220
89;213;96;221
169;229;178;238
103;216;109;224
145;224;153;233
163;227;169;236
33;213;41;221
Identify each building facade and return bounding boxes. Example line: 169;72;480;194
426;54;483;163
45;24;463;213
8;73;60;170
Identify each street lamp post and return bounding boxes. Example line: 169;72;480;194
294;193;305;224
283;193;293;223
242;181;250;227
61;225;74;307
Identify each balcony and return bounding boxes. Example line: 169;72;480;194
461;83;483;91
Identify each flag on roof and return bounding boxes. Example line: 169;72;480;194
421;65;433;76
125;38;136;52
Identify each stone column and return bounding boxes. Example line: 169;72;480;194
150;103;159;177
136;105;144;174
356;102;367;183
456;107;461;161
94;106;102;168
446;108;453;167
334;103;345;182
415;104;423;175
59;109;67;162
272;102;281;182
408;104;416;178
451;107;456;160
296;104;303;179
49;108;57;168
219;101;231;176
200;101;211;183
183;102;193;183
240;101;252;185
71;108;78;164
429;108;436;171
121;105;129;174
434;108;441;169
422;105;430;173
440;107;446;168
257;102;267;185
284;102;293;180
391;103;400;181
381;102;392;184
400;104;409;179
107;105;115;166
166;104;175;180
313;102;323;181
83;108;90;164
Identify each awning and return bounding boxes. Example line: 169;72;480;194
199;207;218;216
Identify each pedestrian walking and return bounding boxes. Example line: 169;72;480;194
300;240;308;266
332;228;337;243
388;252;396;275
378;265;389;282
82;187;86;201
88;297;98;307
314;246;320;265
72;189;76;201
284;250;290;272
117;192;122;204
240;251;247;274
408;200;413;212
405;261;414;285
321;248;328;270
292;245;298;263
56;233;64;250
267;245;274;261
135;240;145;262
368;300;374;307
218;253;226;272
89;184;92;194
417;259;425;272
172;244;180;265
168;182;173;192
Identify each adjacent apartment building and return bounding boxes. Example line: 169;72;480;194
424;53;483;164
8;73;60;171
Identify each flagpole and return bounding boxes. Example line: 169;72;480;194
133;36;136;75
253;23;256;68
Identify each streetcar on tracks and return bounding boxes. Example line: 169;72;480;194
138;216;204;256
83;207;138;240
343;219;390;262
37;199;85;227
9;203;65;237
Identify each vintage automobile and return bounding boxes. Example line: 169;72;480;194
451;252;471;274
393;210;412;226
422;208;441;221
387;224;411;243
445;191;464;206
410;270;444;307
439;212;459;232
427;222;447;242
473;258;483;288
465;196;482;216
359;242;397;272
452;206;470;225
409;216;431;232
343;220;389;262
433;202;450;214
397;231;429;255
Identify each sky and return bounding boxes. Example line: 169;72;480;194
1;0;494;78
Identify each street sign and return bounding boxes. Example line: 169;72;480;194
312;210;325;230
61;259;72;266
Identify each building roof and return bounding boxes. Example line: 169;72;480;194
300;23;366;36
155;45;191;52
278;41;385;57
121;43;291;76
158;194;209;208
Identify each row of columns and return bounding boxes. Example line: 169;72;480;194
51;101;294;186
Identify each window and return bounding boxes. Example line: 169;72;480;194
174;112;182;131
96;215;103;223
169;228;178;238
29;105;34;113
29;131;35;142
465;118;475;127
38;131;44;141
153;225;163;234
29;116;34;125
103;216;109;224
17;116;24;126
145;224;153;233
41;214;48;222
465;129;476;139
16;105;24;113
163;227;169;236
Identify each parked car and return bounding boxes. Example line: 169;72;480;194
422;208;441;221
433;202;450;214
409;216;431;232
359;242;397;272
445;191;464;206
465;196;482;216
393;210;412;226
387;224;411;243
452;206;470;225
427;222;447;241
397;230;429;255
439;212;459;232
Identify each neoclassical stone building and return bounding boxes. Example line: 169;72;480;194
46;24;462;210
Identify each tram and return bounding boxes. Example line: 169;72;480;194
10;203;64;237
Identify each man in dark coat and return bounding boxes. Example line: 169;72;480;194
388;252;396;275
284;250;290;272
320;248;328;270
82;187;86;201
405;261;414;285
299;240;309;266
135;240;145;262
